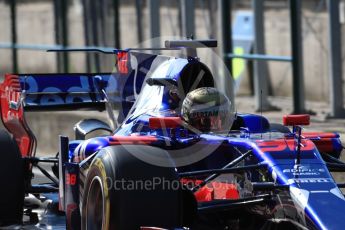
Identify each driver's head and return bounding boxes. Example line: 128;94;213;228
181;87;235;133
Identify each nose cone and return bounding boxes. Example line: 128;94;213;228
289;183;345;230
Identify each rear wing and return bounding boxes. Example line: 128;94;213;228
0;73;123;157
0;73;129;113
14;73;117;111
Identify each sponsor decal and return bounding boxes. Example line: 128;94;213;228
283;165;325;176
287;178;333;184
21;75;117;106
257;139;315;152
190;110;228;118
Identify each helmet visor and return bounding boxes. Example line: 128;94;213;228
189;112;232;132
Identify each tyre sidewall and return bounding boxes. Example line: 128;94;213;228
0;130;24;224
81;156;112;230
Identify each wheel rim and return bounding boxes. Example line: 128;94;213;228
86;176;104;230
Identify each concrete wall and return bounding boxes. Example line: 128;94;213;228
265;9;331;101
26;111;109;155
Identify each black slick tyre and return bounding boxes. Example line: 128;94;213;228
0;129;24;225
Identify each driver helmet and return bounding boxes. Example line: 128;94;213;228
181;87;235;133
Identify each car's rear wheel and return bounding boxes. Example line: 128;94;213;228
0;129;24;225
81;145;195;230
85;176;104;230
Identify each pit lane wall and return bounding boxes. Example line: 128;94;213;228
25;111;109;156
0;111;106;155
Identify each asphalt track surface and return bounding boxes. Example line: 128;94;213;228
3;96;345;229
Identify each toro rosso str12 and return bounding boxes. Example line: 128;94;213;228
0;39;345;230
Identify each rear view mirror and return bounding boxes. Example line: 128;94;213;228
283;114;310;126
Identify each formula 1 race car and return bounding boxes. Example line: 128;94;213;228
1;39;345;230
